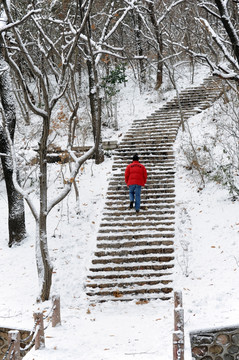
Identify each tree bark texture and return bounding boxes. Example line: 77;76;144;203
0;55;26;247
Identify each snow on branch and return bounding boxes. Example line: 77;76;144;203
198;17;239;71
199;2;221;20
103;1;137;42
156;0;185;26
94;49;127;60
0;7;41;33
0;105;39;220
31;15;61;60
1;38;48;117
62;0;94;67
47;146;95;214
214;0;239;62
166;39;239;82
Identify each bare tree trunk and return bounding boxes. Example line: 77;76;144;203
87;60;104;164
147;2;163;90
214;0;239;65
38;116;53;301
86;19;104;165
134;12;146;91
0;55;26;247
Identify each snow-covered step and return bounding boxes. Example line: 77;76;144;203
100;217;175;224
93;244;174;258
111;168;175;174
87;272;172;284
113;155;175;161
86;279;173;292
91;254;174;266
127;126;179;132
126;128;178;135
107;185;175;191
117;144;174;150
102;214;175;223
115;145;176;152
96;233;175;242
89;262;174;273
99;223;175;231
88;273;173;283
117;142;174;148
98;225;175;235
106;195;175;201
114;146;173;155
101;214;174;220
86;290;173;303
102;207;175;215
96;239;174;249
107;187;175;192
108;180;175;187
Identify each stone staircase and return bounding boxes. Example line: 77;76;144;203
85;77;224;302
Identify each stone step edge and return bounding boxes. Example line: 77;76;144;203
95;240;174;248
94;245;174;256
86;293;172;303
88;263;174;272
99;221;175;227
87;269;173;278
96;233;175;241
86;285;173;297
86;278;173;289
98;228;175;235
92;256;174;265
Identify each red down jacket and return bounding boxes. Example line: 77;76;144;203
125;161;147;186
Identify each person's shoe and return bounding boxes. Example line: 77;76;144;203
130;201;133;209
136;209;140;213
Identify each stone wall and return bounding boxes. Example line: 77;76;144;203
190;325;239;360
0;326;33;360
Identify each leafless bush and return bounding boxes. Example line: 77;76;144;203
180;87;239;197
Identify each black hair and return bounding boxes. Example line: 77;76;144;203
133;154;139;161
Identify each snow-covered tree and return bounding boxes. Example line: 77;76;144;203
190;0;239;82
0;0;95;301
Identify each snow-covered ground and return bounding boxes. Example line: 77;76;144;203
1;65;239;360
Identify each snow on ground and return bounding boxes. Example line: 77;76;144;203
1;64;239;359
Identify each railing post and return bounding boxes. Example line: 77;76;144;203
52;295;61;327
173;291;184;360
33;311;45;350
7;330;20;360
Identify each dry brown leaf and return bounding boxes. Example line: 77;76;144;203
113;290;123;298
136;299;149;305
